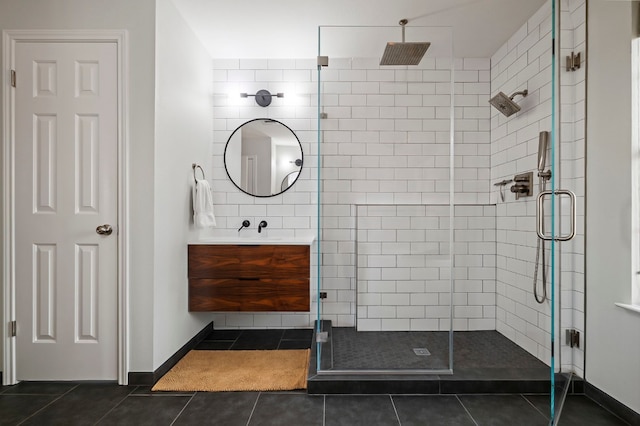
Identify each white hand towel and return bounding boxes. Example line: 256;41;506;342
193;178;217;228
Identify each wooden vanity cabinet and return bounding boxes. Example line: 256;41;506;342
188;244;310;312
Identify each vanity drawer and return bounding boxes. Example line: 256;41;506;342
187;243;311;312
188;244;310;278
189;278;310;311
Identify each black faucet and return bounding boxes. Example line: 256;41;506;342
237;220;250;232
258;220;268;233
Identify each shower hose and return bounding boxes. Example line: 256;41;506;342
534;175;548;304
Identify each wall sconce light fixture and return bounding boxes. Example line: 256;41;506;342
240;89;284;107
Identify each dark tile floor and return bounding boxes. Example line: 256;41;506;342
0;382;630;425
0;329;631;425
194;328;313;351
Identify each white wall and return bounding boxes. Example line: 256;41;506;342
586;0;640;414
0;0;157;374
153;0;212;370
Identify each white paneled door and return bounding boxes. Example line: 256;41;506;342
14;42;118;380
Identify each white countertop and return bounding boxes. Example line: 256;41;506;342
190;235;315;245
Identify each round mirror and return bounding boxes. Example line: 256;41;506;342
224;118;303;197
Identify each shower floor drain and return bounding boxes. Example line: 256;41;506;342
413;348;431;356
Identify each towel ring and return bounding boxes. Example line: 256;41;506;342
192;163;205;184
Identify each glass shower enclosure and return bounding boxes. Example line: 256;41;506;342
314;24;456;374
313;1;585;423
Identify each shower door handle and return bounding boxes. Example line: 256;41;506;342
536;189;576;241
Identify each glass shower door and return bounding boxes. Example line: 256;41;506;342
547;0;586;423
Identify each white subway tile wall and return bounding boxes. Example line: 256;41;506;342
318;55;491;328
491;0;585;371
492;0;553;365
357;204;496;331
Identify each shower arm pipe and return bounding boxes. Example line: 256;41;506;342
509;90;528;100
400;18;408;42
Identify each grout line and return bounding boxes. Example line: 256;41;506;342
521;393;550;421
455;395;480;426
170;393;196;426
389;394;402;426
245;392;261;426
276;329;285;350
322;395;326;426
16;384;78;425
93;385;139;424
229;331;242;350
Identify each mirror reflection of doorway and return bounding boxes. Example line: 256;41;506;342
242;155;258;194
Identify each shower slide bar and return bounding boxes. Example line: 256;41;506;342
536;189;576;241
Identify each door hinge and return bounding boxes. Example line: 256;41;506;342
319;291;327;299
566;51;581;72
10;320;17;337
566;329;580;348
11;70;16;88
317;56;328;68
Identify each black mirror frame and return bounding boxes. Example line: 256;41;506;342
223;118;303;198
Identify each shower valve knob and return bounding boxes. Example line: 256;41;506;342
510;184;529;193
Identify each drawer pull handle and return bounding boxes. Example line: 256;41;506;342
238;277;260;281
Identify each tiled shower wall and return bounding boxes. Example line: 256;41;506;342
490;0;585;374
491;0;553;365
316;55;493;329
357;204;496;331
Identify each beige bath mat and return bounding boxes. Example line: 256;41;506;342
151;349;310;392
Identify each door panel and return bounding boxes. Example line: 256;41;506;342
14;42;118;380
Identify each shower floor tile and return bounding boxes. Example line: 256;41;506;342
308;323;552;394
328;328;547;371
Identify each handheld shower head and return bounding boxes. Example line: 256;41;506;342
489;90;529;117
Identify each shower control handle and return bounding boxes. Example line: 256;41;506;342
510;172;533;200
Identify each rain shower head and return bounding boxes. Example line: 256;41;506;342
489;90;528;117
380;19;431;66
